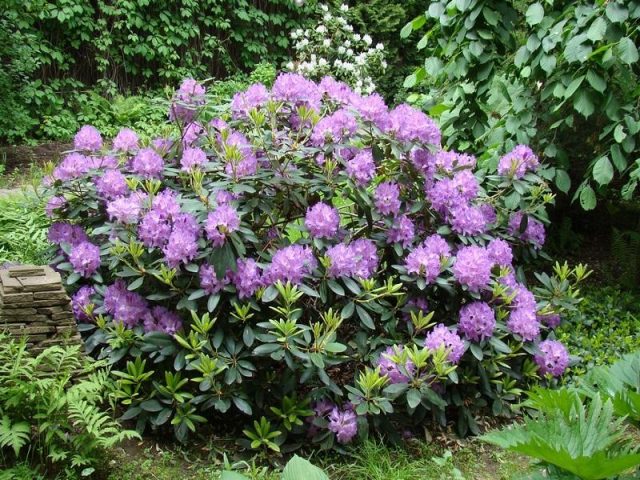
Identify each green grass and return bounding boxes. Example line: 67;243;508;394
0;190;51;265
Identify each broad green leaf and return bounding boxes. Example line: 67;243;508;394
586;70;606;93
221;472;250;480
282;455;329;480
616;37;639;64
593;156;614;185
610;144;627;171
614;124;627;143
400;21;413;38
579;185;597;210
564;75;585;99
606;2;629;23
573;90;594;118
564;36;592;63
587;17;607;42
525;3;544;26
540;54;556;73
555;169;571;193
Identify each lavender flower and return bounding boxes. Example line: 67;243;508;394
112;128;139;152
487;238;513;266
387;214;415;247
305;202;340;239
319;76;353;104
452;246;493;292
104;280;149;328
53;153;91;181
272;73;321;110
74;125;103;151
349;92;389;129
405;235;451;282
233;258;262;298
139;211;172;248
162;223;199;268
387;104;441;145
311;109;357;145
351;239;378;278
449;204;487;235
507;308;540;341
199;264;230;295
508;212;546;248
144;306;182;335
458;302;496;341
69;241;101;278
538;313;561;329
376;346;415;384
231;83;269;118
205;205;240;247
346;149;375;186
107;194;142;224
498;145;539;179
374;181;401;216
152;189;181;219
131;148;164;178
95;169;129;199
71;286;95;321
265;245;317;285
328;407;358;444
425;324;465;364
46;196;66;217
326;244;354;278
48;222;88;246
534;340;569;377
169;78;206;122
182;122;204;146
180;147;207;172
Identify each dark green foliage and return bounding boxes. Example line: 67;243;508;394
610;226;640;290
0;193;51;265
0;0;310;143
556;287;640;375
402;0;640;209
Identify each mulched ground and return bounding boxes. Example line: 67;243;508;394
1;141;71;173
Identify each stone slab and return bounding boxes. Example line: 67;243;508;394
0;270;22;292
0;307;37;315
7;325;57;335
33;290;69;301
7;265;46;278
0;314;49;323
0;291;34;304
36;306;70;315
18;272;63;292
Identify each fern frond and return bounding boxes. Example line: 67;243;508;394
0;416;31;456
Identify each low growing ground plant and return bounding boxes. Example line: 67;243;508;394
45;73;587;448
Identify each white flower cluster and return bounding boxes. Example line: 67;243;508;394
286;3;387;95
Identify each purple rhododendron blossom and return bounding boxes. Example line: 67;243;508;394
107;194;142;224
387;214;415;247
507;308;540;341
452;245;493;292
182;122;204;147
349;92;389;129
305;202;340;239
538;313;561;329
104;280;149;328
509;212;546;248
425;324;465;364
231;83;269;118
233;258;262;298
205;205;240;247
152;190;181;219
139;211;172;248
113;128;139;152
53;153;92;181
131;148;164;178
449;204;487;235
534;340;569;377
200;264;231;295
74;125;103;151
169;78;206;122
272;73;321;110
376;346;415;384
326;239;378;279
311;109;358;145
69;241;101;278
374;181;401;216
387;104;441;145
346;149;375;186
46;196;66;217
458;302;496;341
95;169;129;199
144;306;182;335
319;76;353;104
180;147;207;172
405;235;450;282
48;222;88;246
487;238;513;266
498;145;539;179
328;407;358;444
162;217;200;268
265;245;317;285
71;285;95;321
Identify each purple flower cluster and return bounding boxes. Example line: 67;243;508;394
131;148;164;178
305;202;339;239
405;235;451;282
46;196;67;217
74;125;103;151
143;306;183;335
387;214;415;247
264;245;317;285
328;407;358;444
53;153;92;181
107;193;144;224
458;302;496;341
272;73;322;111
113;128;139;152
498;145;539;179
311;109;357;145
509;212;546;248
205;205;240;247
326;239;378;279
349;93;389;129
95;169;129;199
234;258;262;298
487;238;513;266
69;241;101;278
170;78;206;122
374;181;401;216
48;222;88;246
507;308;540;341
534;340;569;377
346;149;375;186
103;280;149;328
162;213;200;268
180;147;207;172
71;286;95;321
231;83;269;119
388;104;441;145
452;245;493;292
199;264;230;295
425;324;465;364
376;346;415;383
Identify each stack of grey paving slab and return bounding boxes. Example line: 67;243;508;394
0;264;81;353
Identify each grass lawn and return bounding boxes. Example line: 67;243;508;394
103;437;530;480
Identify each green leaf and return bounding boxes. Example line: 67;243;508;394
606;2;629;23
616;37;639;64
614;124;627;143
586;70;606;93
356;306;375;330
407;389;422;409
564;37;592;63
587;17;607;42
221;472;250;480
564;75;585;99
540;54;556;74
579;185;597;210
525;3;544;26
573;90;594;118
400;21;413;39
610;145;627;171
555;169;571;194
282;455;329;480
593;156;614;185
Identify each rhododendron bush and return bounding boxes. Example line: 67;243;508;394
45;74;589;446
